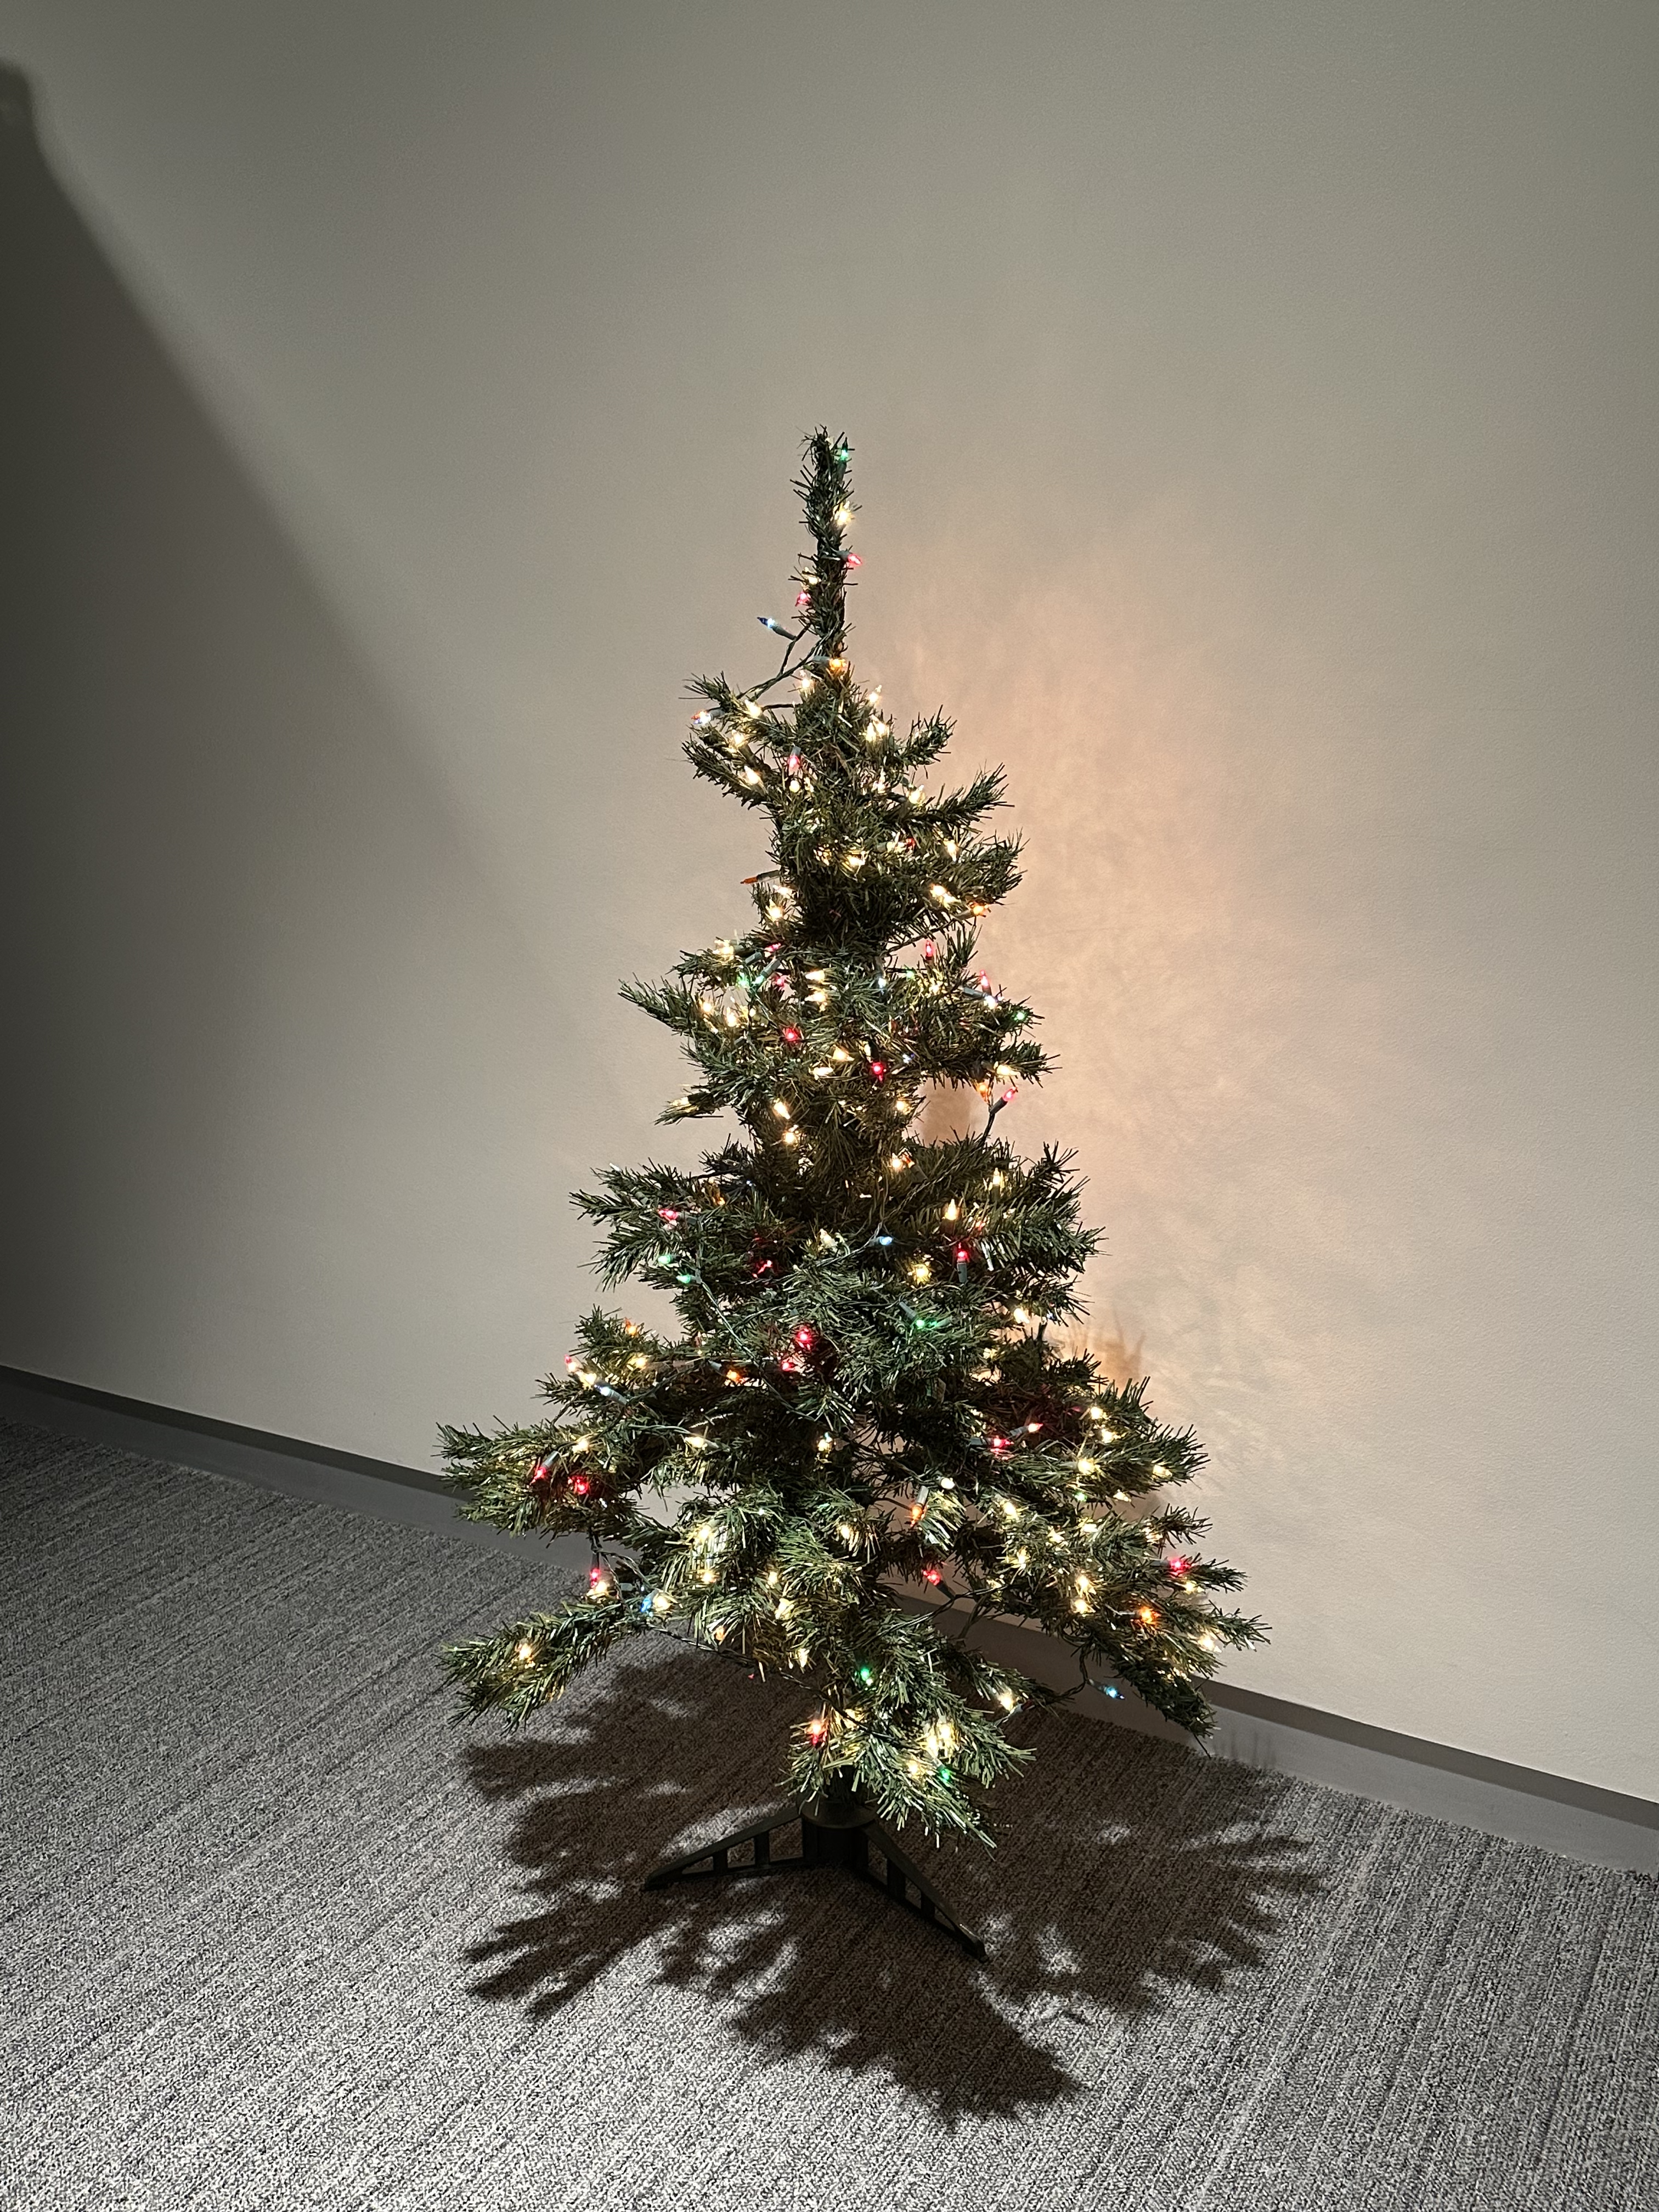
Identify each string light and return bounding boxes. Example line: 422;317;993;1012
465;436;1260;1820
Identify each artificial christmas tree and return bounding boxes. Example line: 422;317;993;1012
443;432;1262;1955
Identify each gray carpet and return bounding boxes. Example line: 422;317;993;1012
2;1420;1655;2212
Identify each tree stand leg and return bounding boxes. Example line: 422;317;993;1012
642;1780;985;1960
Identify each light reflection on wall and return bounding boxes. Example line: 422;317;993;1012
868;508;1657;1796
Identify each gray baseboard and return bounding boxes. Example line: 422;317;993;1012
4;1361;1654;1875
0;1362;540;1559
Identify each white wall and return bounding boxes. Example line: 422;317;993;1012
1;2;1654;1798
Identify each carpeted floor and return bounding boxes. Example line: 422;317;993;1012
2;1419;1655;2211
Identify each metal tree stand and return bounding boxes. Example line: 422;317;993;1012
642;1777;986;1959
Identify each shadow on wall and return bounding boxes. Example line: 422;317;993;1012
0;67;543;1442
460;1638;1320;2118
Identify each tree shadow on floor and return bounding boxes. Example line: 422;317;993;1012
458;1639;1323;2119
